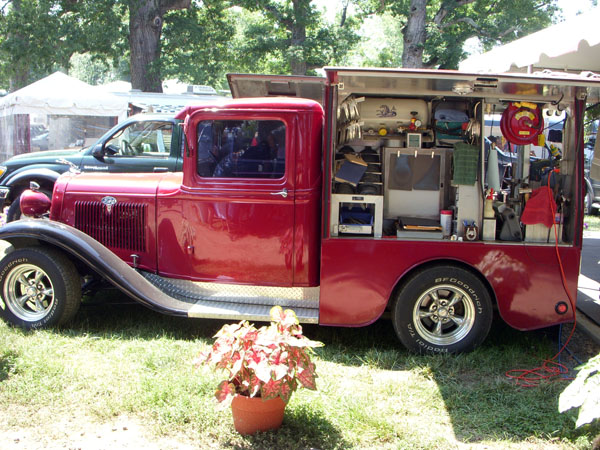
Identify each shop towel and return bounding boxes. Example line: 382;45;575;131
521;186;556;228
452;143;478;185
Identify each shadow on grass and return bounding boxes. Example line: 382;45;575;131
50;290;598;446
230;403;349;450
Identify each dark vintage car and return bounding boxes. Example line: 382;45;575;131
0;114;183;221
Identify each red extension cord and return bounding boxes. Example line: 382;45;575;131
505;185;578;386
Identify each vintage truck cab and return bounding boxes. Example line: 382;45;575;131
1;68;599;354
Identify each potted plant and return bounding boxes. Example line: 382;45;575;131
197;305;323;435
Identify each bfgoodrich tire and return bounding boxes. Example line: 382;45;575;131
392;265;493;354
0;247;81;329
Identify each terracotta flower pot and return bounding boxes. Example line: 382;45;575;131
231;395;286;435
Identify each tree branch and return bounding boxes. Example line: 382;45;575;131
1;0;13;14
261;2;293;29
340;0;349;27
159;0;191;16
433;0;477;26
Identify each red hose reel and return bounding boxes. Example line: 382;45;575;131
500;102;543;145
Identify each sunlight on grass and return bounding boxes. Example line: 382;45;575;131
584;214;600;232
0;304;598;449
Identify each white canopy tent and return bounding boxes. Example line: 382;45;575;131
0;72;127;118
0;72;128;161
459;9;600;74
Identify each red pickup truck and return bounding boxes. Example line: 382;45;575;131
0;68;598;354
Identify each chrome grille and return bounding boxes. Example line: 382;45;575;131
74;201;147;252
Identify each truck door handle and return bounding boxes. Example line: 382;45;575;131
271;188;288;198
153;167;169;173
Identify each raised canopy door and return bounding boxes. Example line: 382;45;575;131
227;73;326;105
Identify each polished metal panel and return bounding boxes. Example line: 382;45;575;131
141;272;320;323
188;301;319;323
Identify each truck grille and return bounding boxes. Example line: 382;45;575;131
74;201;147;252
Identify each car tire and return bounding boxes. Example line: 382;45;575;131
584;189;593;215
0;247;81;329
392;265;493;354
6;187;52;222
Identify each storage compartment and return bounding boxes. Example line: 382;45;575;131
330;75;581;245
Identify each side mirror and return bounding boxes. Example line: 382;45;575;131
92;145;104;159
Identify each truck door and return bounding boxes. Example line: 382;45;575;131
164;113;297;286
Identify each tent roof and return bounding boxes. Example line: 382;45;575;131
0;71;127;117
459;9;600;73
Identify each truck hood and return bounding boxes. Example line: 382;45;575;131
61;171;180;196
5;148;85;165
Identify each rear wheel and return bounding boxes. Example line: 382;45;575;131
392;265;493;354
0;247;81;329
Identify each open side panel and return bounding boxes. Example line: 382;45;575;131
228;73;326;106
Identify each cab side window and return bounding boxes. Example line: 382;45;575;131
196;119;285;178
105;121;173;157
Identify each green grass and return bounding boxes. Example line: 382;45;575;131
584;214;600;232
0;296;598;449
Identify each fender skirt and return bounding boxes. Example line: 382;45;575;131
0;219;190;316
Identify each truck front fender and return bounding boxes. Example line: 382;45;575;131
3;167;63;196
0;219;189;316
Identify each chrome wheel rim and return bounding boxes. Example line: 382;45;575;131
412;284;475;346
4;264;55;322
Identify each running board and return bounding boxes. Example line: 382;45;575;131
140;272;320;323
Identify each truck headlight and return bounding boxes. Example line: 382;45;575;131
0;166;6;178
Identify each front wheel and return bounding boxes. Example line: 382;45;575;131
0;247;81;329
392;266;493;354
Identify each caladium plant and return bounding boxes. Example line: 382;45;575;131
197;306;324;403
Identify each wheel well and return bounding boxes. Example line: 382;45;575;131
388;259;498;310
2;239;90;278
8;179;54;203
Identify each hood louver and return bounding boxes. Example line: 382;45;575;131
74;201;147;252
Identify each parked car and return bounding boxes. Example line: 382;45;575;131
584;137;599;214
0;114;183;221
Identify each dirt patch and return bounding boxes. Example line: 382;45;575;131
558;323;600;368
0;410;196;450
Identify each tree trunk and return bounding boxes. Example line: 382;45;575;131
289;0;308;75
128;0;190;92
402;0;428;68
8;0;29;92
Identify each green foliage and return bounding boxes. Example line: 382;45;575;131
69;53;130;86
342;14;404;68
559;353;600;428
230;0;360;75
161;2;235;90
353;0;558;68
0;0;126;91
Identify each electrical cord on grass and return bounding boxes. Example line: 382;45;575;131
505;187;577;386
505;107;585;386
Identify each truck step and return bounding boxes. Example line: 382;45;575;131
140;272;320;323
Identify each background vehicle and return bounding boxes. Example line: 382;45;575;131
0;68;598;355
0;114;183;221
584;120;599;214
